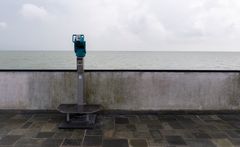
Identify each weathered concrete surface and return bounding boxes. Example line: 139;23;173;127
0;72;240;110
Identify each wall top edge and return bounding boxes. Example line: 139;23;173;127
0;69;240;73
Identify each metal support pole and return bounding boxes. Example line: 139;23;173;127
66;113;70;122
77;57;85;105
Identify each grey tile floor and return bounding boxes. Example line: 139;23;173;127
0;113;240;146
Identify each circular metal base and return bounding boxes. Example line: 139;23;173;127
57;104;102;114
57;104;102;129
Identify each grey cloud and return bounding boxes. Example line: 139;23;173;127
0;22;7;30
0;0;240;51
20;3;48;21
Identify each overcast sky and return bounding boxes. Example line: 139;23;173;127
0;0;240;51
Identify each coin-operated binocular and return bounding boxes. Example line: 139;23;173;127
57;34;102;129
72;34;86;58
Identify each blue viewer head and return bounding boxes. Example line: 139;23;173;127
72;34;86;58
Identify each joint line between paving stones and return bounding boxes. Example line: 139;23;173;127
59;137;65;147
80;129;87;147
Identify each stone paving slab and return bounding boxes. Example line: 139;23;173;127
0;113;239;146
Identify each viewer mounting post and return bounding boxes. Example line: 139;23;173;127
74;34;86;105
57;34;102;129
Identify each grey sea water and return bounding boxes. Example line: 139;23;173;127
0;51;239;70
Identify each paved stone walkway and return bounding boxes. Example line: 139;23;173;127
0;113;240;147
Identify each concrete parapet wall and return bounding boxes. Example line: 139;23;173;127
0;71;240;110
